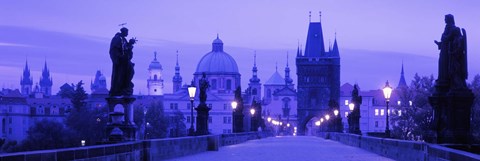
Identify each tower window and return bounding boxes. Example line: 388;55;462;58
252;88;257;95
154;75;158;80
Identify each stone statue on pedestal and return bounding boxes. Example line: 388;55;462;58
429;14;473;144
109;27;137;96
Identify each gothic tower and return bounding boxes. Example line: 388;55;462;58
39;60;53;97
172;50;183;93
248;53;262;100
147;52;164;95
20;60;33;96
296;13;340;135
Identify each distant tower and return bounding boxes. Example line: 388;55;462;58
91;70;108;94
284;53;294;89
248;52;262;100
20;60;33;96
172;50;183;93
296;13;340;135
147;52;164;95
397;62;408;89
39;60;53;97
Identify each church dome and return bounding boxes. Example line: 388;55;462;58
149;52;162;70
195;36;239;73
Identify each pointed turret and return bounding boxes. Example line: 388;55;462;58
285;53;293;85
397;62;408;89
172;50;183;93
20;60;33;96
39;60;53;96
331;34;339;57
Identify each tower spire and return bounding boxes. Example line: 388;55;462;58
285;52;293;85
176;50;179;66
319;11;322;22
397;61;408;89
173;50;182;93
309;11;311;22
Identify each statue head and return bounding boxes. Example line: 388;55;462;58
444;14;455;26
120;27;129;37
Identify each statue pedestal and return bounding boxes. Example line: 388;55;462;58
233;111;244;133
195;103;211;136
429;88;474;144
105;96;137;142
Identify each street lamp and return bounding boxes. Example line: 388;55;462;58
383;80;393;138
231;101;237;133
333;110;339;116
188;85;197;136
325;114;330;121
250;108;256;131
267;117;272;122
349;103;355;111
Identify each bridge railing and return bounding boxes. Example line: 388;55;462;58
0;131;273;161
318;132;480;161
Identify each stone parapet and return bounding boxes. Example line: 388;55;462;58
318;132;480;161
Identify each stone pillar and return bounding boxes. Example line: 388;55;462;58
195;103;210;135
105;97;137;142
429;89;473;144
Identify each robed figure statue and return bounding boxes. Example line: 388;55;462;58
109;27;137;96
199;72;210;104
434;14;468;90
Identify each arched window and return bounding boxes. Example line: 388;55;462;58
252;88;257;95
267;89;271;98
154;75;158;80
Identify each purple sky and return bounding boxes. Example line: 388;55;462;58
1;1;480;93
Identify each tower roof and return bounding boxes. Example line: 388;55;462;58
39;60;52;87
196;35;239;74
304;22;326;57
265;71;284;85
148;51;163;70
21;59;33;85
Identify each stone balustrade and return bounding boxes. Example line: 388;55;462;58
0;132;272;161
318;132;480;161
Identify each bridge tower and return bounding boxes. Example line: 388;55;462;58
296;13;340;135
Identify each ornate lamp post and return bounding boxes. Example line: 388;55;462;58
250;108;256;131
383;80;393;138
231;101;237;133
187;85;197;136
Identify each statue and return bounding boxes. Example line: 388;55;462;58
198;72;210;103
109;27;137;96
434;14;468;90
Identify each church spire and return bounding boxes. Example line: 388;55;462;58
397;61;408;89
20;59;33;96
249;51;260;84
285;52;293;85
39;60;53;96
172;50;183;93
